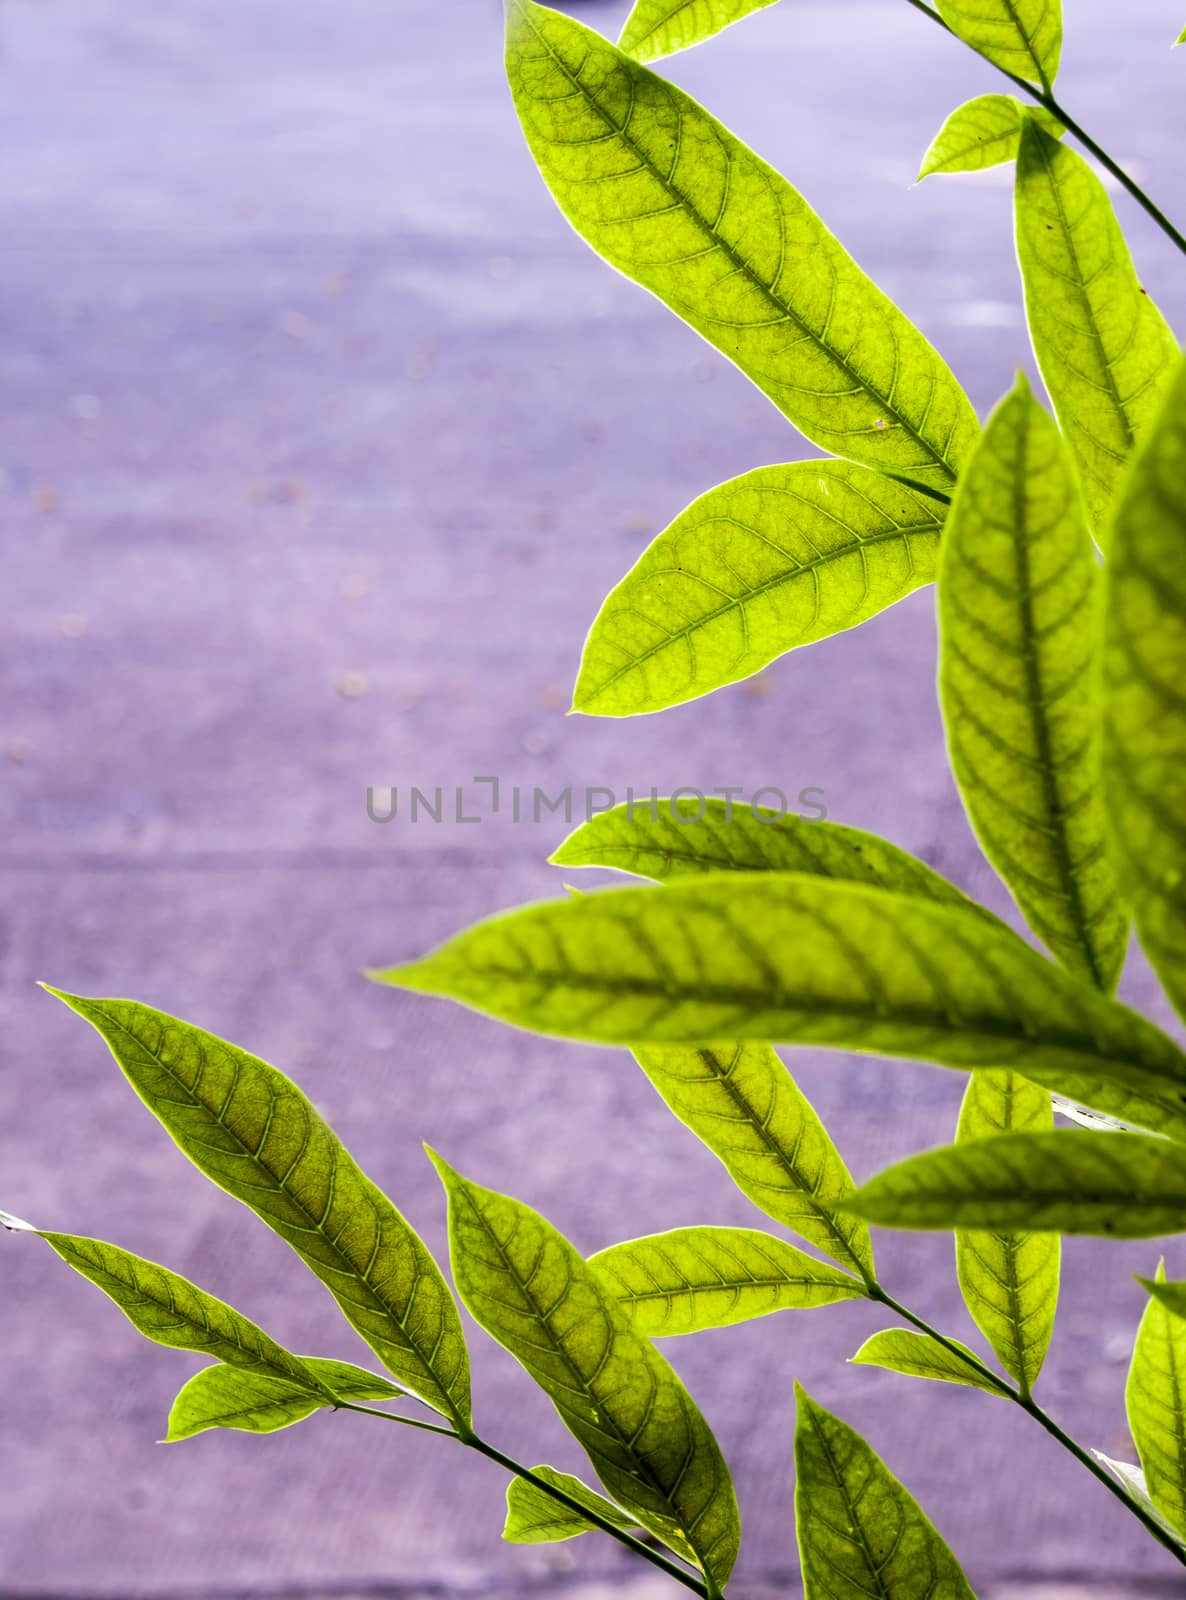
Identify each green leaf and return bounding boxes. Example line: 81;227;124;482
590;1225;865;1336
553;798;977;915
1128;1263;1186;1536
850;1328;1004;1397
572;462;944;715
618;0;777;63
166;1357;402;1443
845;1130;1186;1237
1094;1451;1186;1552
372;875;1186;1141
1142;1277;1186;1324
46;990;470;1427
794;1384;975;1599
1102;356;1186;1025
938;374;1126;988
506;0;978;491
1177;26;1186;45
503;1467;639;1545
7;1221;331;1399
632;1044;875;1279
936;0;1061;89
954;1071;1060;1396
429;1153;740;1587
1015;119;1179;536
918;94;1062;180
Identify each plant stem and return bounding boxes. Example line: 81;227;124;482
868;1286;1186;1570
338;1401;710;1597
900;0;1186;261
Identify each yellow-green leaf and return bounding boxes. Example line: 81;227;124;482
591;1225;865;1336
850;1328;1004;1397
1102;356;1186;1025
1015;119;1179;536
919;94;1062;180
1128;1263;1186;1536
430;1154;740;1587
954;1071;1060;1396
936;0;1061;89
166;1357;402;1443
503;1467;646;1547
47;989;470;1426
507;0;977;491
939;375;1126;988
1143;1277;1186;1324
573;462;944;715
619;0;776;63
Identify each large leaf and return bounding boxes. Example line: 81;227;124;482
1015;119;1179;535
632;1044;875;1279
619;0;776;63
372;875;1186;1141
48;990;470;1427
936;0;1061;89
938;375;1126;988
1128;1264;1186;1536
430;1154;740;1588
845;1130;1186;1237
166;1357;402;1443
553;796;976;912
503;1466;644;1546
1102;356;1186;1025
918;95;1062;180
507;0;978;491
4;1220;330;1398
850;1328;1004;1397
954;1071;1060;1396
794;1385;975;1599
590;1225;865;1336
573;463;943;715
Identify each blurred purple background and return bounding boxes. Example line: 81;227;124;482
2;1;1185;1595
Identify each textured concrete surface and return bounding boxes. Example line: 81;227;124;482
2;0;1185;1595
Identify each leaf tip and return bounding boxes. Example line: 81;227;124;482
0;1208;36;1234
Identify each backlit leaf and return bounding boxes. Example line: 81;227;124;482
507;0;978;490
591;1225;865;1336
430;1154;740;1587
631;1044;875;1279
850;1328;1004;1397
372;876;1186;1141
1142;1277;1186;1324
1102;357;1186;1025
846;1130;1186;1237
918;94;1062;180
573;463;944;715
47;990;470;1426
1094;1452;1186;1552
166;1357;402;1443
794;1384;975;1599
954;1071;1060;1395
619;0;776;63
1128;1264;1186;1535
503;1466;641;1546
936;0;1061;89
938;375;1126;988
1016;119;1179;535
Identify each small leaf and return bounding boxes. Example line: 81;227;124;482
372;876;1186;1142
552;798;977;913
1016;119;1179;536
47;990;470;1426
918;94;1062;180
850;1328;1004;1397
794;1384;976;1599
1102;356;1186;1026
429;1153;740;1587
1093;1452;1186;1552
1142;1277;1186;1324
1177;26;1186;45
166;1357;402;1443
507;0;978;490
939;374;1126;988
27;1229;330;1398
504;1467;638;1545
591;1226;865;1336
573;463;944;715
936;0;1061;89
846;1130;1186;1237
619;0;776;63
632;1044;875;1279
1128;1263;1186;1536
954;1071;1060;1396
